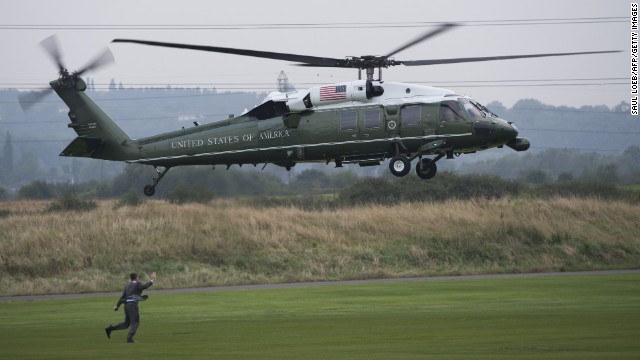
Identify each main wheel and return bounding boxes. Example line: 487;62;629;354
389;155;411;177
143;185;156;197
416;158;437;179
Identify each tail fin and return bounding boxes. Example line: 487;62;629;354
52;77;138;161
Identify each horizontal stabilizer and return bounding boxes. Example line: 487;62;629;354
60;137;103;157
247;100;288;120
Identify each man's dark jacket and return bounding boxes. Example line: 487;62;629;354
114;280;153;310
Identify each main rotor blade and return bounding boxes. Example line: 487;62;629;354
40;35;65;72
112;38;347;67
401;50;621;66
77;47;115;76
385;23;457;58
18;88;53;112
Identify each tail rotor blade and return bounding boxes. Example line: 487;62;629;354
39;35;65;72
18;88;53;112
77;47;115;76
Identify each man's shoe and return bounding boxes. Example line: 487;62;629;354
105;327;111;339
127;339;138;343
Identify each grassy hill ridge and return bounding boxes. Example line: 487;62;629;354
1;197;638;296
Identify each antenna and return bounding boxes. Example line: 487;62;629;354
277;70;289;92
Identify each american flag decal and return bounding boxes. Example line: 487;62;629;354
319;85;347;101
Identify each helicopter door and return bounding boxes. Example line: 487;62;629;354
399;105;423;138
336;109;359;153
360;107;386;149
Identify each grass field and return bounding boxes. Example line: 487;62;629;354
1;197;639;296
1;274;638;359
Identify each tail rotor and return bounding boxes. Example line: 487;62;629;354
18;35;115;111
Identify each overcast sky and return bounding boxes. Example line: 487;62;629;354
0;0;629;108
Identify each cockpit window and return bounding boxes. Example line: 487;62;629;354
439;100;466;122
472;101;499;118
460;98;485;120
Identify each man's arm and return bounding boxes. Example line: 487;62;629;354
115;287;127;311
139;272;157;290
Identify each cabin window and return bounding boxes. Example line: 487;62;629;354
439;100;466;122
363;109;382;129
340;110;357;131
401;106;421;126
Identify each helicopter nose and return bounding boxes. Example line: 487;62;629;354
495;119;518;140
509;122;519;137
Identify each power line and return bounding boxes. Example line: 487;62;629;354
0;81;628;94
0;113;235;125
519;128;639;135
0;17;626;30
530;146;625;153
0;77;627;88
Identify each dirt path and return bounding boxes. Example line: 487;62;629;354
2;269;638;302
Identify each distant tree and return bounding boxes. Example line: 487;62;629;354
2;131;14;174
485;101;507;117
12;151;43;185
329;171;359;189
290;169;331;192
109;78;117;91
621;146;640;172
557;172;574;183
585;163;620;184
18;181;55;199
521;169;549;184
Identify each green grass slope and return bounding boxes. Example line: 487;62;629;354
1;197;639;295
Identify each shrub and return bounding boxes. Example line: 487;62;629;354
534;181;623;199
114;189;144;208
47;193;98;212
339;177;402;205
18;181;56;199
166;183;215;204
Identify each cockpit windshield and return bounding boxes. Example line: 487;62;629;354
470;99;499;118
440;98;500;122
460;98;484;119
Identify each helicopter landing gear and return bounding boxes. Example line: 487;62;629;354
143;166;171;197
416;158;437;179
416;154;444;180
389;155;411;177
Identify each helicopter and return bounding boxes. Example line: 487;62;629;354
19;24;619;196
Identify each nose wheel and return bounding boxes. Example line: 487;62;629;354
143;166;171;197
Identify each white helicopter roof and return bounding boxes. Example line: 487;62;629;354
260;80;460;112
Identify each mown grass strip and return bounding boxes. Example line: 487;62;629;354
0;274;638;359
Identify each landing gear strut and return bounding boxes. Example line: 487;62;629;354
143;166;171;197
